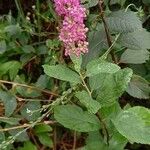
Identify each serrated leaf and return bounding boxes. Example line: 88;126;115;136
106;10;142;33
75;91;101;114
54;105;100;132
0;91;17;116
119;29;150;50
0;40;6;54
21;101;41;121
86;59;120;77
96;68;133;107
120;49;149;64
126;75;150;99
43;64;81;84
113;106;150;144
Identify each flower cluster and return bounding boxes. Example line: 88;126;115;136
54;0;88;56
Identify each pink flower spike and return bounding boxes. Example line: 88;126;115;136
54;0;89;56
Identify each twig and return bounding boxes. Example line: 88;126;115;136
79;73;92;97
79;72;109;145
0;80;59;97
0;121;56;132
98;0;118;63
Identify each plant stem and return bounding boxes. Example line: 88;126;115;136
79;73;92;97
0;121;56;132
98;0;118;63
0;80;59;97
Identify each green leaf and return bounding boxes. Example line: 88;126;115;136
81;0;99;8
110;0;127;6
120;49;149;64
0;40;6;54
34;124;52;134
84;132;107;150
4;25;21;36
8;127;29;142
126;75;150;99
54;105;100;132
119;29;150;50
18;141;37;150
82;27;108;67
142;0;150;4
106;10;142;33
37;133;53;148
0;61;21;80
75;91;101;114
96;68;133;107
43;64;81;84
21;101;41;121
0;117;20;125
22;45;35;53
86;60;120;77
89;73;107;91
0;91;17;116
35;75;51;90
113;106;150;144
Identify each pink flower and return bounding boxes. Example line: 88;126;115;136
54;0;88;56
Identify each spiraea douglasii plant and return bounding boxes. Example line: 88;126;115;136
0;0;149;149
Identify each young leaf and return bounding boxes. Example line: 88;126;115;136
96;68;133;107
70;54;82;72
126;75;150;99
113;106;150;144
75;91;101;114
120;49;149;64
43;64;81;84
86;59;120;77
0;91;17;117
106;10;142;33
54;105;100;132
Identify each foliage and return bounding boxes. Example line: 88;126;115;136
0;0;149;150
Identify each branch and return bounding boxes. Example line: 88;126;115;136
98;0;118;63
0;80;59;97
